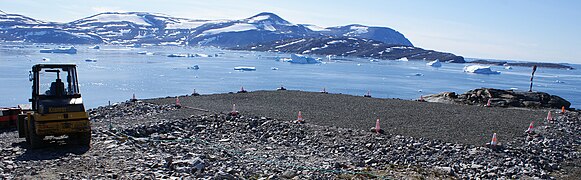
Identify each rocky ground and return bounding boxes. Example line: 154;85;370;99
423;88;571;109
0;90;579;179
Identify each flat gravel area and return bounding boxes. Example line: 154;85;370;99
147;90;547;145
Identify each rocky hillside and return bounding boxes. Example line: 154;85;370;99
232;37;465;63
0;11;413;47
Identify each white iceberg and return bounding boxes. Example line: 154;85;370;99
427;60;442;67
40;46;77;54
504;66;513;70
289;54;320;64
167;54;188;57
463;65;501;74
234;66;256;71
192;53;209;57
397;57;409;61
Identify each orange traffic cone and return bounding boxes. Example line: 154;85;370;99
296;111;304;123
546;111;553;121
490;133;498;146
561;106;565;114
486;99;491;107
526;121;534;133
175;97;181;107
375;118;381;134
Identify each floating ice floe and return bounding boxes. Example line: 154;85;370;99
289;54;320;64
90;45;100;49
192;53;209;57
85;59;97;62
40;46;77;54
42;58;50;61
167;54;188;57
396;57;409;61
427;60;442;67
271;67;278;70
234;66;256;71
137;51;148;54
463;65;501;74
188;65;200;70
504;66;513;70
555;80;565;84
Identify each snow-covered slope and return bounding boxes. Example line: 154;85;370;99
0;11;415;47
233;37;464;63
323;24;413;46
0;10;102;43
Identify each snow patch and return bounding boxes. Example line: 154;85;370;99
303;24;329;31
275;39;306;49
166;19;218;29
197;23;257;37
327;40;347;44
80;14;151;26
247;15;271;23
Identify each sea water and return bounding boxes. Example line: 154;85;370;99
1;43;579;109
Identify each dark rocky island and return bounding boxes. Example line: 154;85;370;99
231;37;466;63
470;59;575;70
424;88;572;109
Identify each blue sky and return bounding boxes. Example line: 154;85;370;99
1;0;580;64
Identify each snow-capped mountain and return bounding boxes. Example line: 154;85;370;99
0;11;414;47
233;37;464;63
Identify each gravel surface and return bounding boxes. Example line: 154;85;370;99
147;90;546;145
0;90;578;179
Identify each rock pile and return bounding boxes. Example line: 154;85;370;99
424;88;571;109
0;100;578;179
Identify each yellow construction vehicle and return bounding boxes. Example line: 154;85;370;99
17;64;91;148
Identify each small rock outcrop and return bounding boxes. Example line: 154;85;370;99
424;88;571;109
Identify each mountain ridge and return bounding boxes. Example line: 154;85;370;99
0;11;414;47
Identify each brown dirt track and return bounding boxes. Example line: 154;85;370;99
147;90;547;145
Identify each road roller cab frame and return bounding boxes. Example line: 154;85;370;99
17;64;91;148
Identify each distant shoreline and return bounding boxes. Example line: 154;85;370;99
467;59;575;69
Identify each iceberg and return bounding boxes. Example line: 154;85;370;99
39;46;77;54
90;45;100;49
463;65;501;74
289;54;320;64
188;65;200;70
167;54;188;57
234;66;256;71
427;60;442;67
194;53;209;57
397;57;409;61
